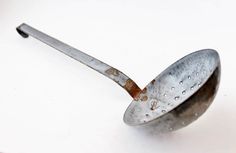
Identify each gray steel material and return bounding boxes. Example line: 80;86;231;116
16;23;141;98
124;50;221;132
16;23;221;133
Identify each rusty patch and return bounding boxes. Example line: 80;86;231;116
124;79;141;98
142;87;147;94
151;79;156;85
105;68;119;76
140;95;148;101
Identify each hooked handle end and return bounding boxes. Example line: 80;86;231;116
16;23;29;38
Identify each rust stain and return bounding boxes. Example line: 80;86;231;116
124;79;141;98
105;68;119;76
142;87;147;94
151;79;156;85
140;95;148;101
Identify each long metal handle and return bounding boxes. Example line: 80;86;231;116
16;23;141;98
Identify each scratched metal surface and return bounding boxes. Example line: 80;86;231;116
124;49;221;132
17;24;221;133
17;23;141;98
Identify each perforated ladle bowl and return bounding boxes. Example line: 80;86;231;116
124;50;220;132
17;23;221;132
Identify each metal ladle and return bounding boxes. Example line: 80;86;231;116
16;23;221;132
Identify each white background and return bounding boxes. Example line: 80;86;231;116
0;0;235;153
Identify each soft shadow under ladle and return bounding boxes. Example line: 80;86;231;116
16;23;221;132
